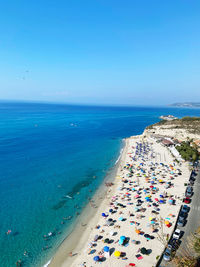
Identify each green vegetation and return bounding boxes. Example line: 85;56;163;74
146;116;200;134
176;141;199;162
181;116;200;121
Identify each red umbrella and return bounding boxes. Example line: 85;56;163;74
150;185;153;188
155;198;159;202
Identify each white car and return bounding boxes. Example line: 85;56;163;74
173;229;181;239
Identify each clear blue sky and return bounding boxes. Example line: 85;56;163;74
0;0;200;105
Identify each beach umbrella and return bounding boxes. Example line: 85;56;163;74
141;247;148;255
155;198;159;202
119;239;124;245
93;256;100;262
88;242;93;248
118;217;124;221
120;235;126;240
94;235;99;241
104;238;109;243
104;246;110;252
102;213;107;217
114;251;121;257
106;220;112;226
144;234;150;238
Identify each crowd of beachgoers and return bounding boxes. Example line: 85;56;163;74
19;135;187;267
54;136;188;267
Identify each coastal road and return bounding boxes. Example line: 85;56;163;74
159;163;200;267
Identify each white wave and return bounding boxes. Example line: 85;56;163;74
115;147;124;165
43;259;52;267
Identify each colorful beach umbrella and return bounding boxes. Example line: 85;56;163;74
104;246;109;252
93;256;100;262
114;251;121;257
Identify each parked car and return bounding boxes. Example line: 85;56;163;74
181;205;189;213
184;197;191;204
173;229;181;239
163;244;172;261
185;191;192;197
185;186;193;197
189;180;194;186
177;216;185;227
187;186;193;192
189;176;195;181
169;238;180;250
179;211;187;219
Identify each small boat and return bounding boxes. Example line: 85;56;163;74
65;195;72;199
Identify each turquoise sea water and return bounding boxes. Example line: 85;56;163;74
0;102;199;267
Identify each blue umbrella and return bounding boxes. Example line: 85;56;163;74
93;256;100;262
102;213;107;217
104;246;109;252
120;235;126;240
118;239;124;245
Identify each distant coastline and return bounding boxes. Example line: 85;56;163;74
169;102;200;108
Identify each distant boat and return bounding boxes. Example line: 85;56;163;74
65;195;72;199
70;123;77;127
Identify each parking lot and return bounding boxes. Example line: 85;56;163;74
159;163;200;267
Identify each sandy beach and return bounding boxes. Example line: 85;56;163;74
49;133;190;267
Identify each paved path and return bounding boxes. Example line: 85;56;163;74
159;163;200;267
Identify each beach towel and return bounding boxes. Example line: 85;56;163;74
136;254;143;260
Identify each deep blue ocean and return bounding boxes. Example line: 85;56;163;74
0;102;199;267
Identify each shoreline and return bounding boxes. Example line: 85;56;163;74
49;132;190;267
48;138;129;267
